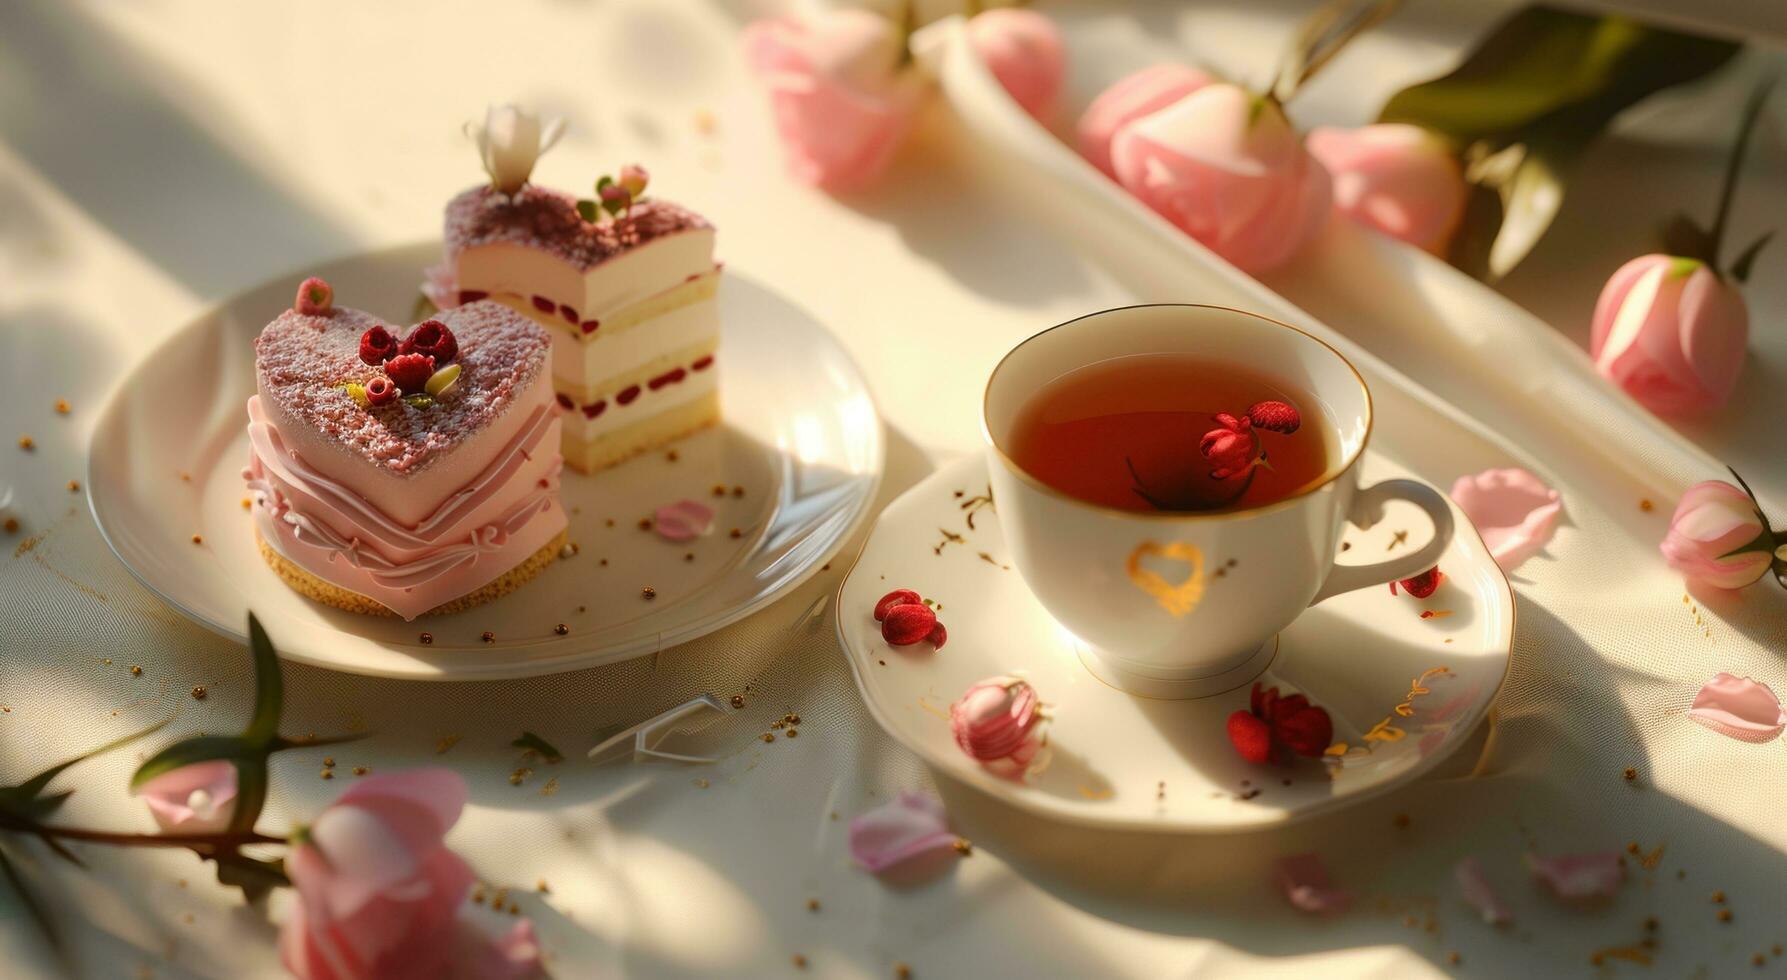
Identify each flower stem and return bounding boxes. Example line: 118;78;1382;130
1708;74;1776;269
0;811;285;852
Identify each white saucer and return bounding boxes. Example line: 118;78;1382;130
88;244;883;680
837;453;1512;832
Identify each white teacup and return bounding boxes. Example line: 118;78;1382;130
983;305;1453;699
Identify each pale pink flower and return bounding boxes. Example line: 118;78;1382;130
743;9;922;191
1454;857;1511;925
1306;123;1467;254
1275;853;1350;914
133;759;238;835
653;499;715;542
280;769;544;980
1660;480;1773;590
1525;851;1623;900
1078;64;1214;178
1590;254;1749;413
848;792;959;873
1110;83;1331;274
1689;672;1786;743
1449;468;1563;570
965;8;1066;123
950;675;1045;777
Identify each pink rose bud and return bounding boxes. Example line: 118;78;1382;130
1305;124;1467;255
281;769;545;980
950;675;1042;767
132;759;238;834
294;276;334;316
965;8;1066;123
1078;64;1214;178
599;183;631;207
1660;480;1774;590
1111;83;1332;274
618;163;649;197
744;9;921;191
1590;254;1749;413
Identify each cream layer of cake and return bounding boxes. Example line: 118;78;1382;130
245;301;566;619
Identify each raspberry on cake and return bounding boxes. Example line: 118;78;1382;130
425;106;721;473
243;278;568;620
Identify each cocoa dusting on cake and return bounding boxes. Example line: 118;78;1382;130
255;302;549;475
444;186;711;271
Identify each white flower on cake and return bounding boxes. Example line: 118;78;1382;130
468;104;565;194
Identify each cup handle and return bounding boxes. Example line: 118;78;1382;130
1310;479;1455;606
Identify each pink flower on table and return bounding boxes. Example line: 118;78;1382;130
965;8;1066;123
281;769;544;980
1078;64;1214;178
848;792;960;873
1689;672;1786;743
1448;467;1562;570
1306;123;1467;255
1525;851;1623;901
950;675;1046;778
743;9;922;192
1590;255;1749;413
133;759;238;835
1660;480;1774;590
1275;853;1350;914
1110;83;1331;274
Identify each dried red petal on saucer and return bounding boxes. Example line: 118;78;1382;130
882;604;939;645
1227;710;1273;764
926;622;947;649
1273;703;1334;758
1396;567;1444;599
874;589;923;622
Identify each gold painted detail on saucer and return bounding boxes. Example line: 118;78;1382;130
1125;541;1207;617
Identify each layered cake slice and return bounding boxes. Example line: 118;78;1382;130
244;277;567;620
424;109;720;473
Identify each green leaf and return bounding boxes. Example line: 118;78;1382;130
511;731;564;763
1381;7;1738;279
575;199;599;223
227;759;269;836
601;195;626;217
595;175;613;192
243;613;283;746
1717;527;1777;561
5;714;173;803
215;852;289;902
130;735;258;790
403;393;435;409
1730;230;1774;284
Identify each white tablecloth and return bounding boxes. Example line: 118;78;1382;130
1;2;1784;978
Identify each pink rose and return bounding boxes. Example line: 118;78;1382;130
949;675;1045;778
1660;480;1774;590
1111;84;1331;274
1078;64;1214;178
133;759;238;834
1590;255;1749;413
743;9;922;191
965;8;1066;123
1306;123;1466;254
281;769;544;980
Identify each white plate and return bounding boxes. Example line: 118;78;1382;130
88;243;883;680
837;453;1512;833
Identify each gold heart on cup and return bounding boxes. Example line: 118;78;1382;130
1125;541;1206;617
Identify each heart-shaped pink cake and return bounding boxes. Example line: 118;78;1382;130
243;278;567;620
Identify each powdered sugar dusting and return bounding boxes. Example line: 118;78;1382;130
444;185;711;271
255;301;550;474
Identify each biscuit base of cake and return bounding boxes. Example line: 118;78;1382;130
256;529;568;618
565;390;720;473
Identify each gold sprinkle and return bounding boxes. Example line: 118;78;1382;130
785;713;801;725
541;776;559;797
536;879;550;893
712;484;727;497
179;471;191;482
419;632;434;645
598;558;608;566
507;903;519;915
352;766;368;776
435;734;461;754
1713;890;1727;904
894;963;912;979
666;449;679;462
191;534;203;545
605;518;615;527
1447;952;1461;966
18;435;34;450
509;767;532;785
67;480;80;492
481;631;496;643
554;623;569;635
1622;766;1637;782
181;912;194;925
693;778;710;789
240;497;252;510
786;728;799;738
190;685;206;700
1719;908;1734;922
730;695;745;709
638;517;653;530
472;887;486;905
684;552;694;562
792;954;808;969
2;518;16;534
952;838;972;856
130;665;142;676
323;757;335;767
761;732;775;743
729;527;742;538
1754;953;1766;967
806;898;820;912
732;485;745;498
320;769;334;780
54;399;70;415
1643;916;1659;932
694;108;717;134
641;586;656;600
1640;498;1655;512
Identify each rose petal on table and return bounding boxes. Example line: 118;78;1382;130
848;791;959;873
1275;853;1351;914
1449;468;1563;569
1454;857;1512;925
1688;672;1787;743
133;758;239;834
654;499;716;542
1525;851;1623;900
